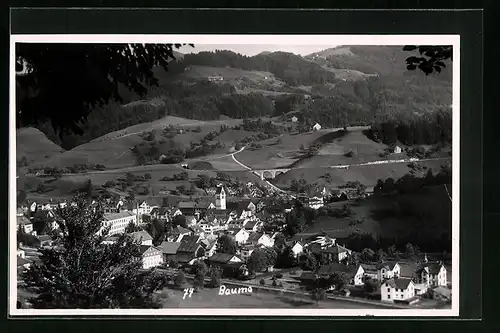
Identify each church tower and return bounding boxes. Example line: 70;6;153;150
215;185;226;210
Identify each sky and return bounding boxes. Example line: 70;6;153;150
177;44;338;57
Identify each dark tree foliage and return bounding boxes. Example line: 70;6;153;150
16;43;190;136
403;45;452;75
22;195;167;308
182;50;336;86
216;234;237;255
172;215;188;229
247;248;268;273
366;109;452;145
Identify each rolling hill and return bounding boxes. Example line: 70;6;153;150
16;127;65;165
32;116;246;169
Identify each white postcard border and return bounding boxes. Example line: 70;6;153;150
9;34;460;317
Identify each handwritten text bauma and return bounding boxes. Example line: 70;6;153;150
218;285;253;296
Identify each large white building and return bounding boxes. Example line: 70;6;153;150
100;211;137;236
381;278;416;302
139;245;163;269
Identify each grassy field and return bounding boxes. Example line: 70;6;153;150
273;158;449;189
16;127;65;165
19;163;264;199
31;116;245;169
161;286;387;309
295;130;397;168
235;130;331;169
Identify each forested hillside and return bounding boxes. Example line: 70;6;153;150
34;46;452;150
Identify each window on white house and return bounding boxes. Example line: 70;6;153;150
387;288;390;292
388;294;391;299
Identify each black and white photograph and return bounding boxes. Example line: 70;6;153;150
10;34;459;316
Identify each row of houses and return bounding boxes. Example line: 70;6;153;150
298;258;448;303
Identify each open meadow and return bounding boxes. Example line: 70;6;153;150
161;286;387;309
31;116;246;169
272;158;450;189
16;128;66;165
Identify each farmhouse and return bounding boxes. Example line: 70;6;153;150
291;116;298;123
378;262;401;281
317;263;365;286
246;232;274;247
393;145;402;154
312;123;322;131
381;278;416;303
201;238;218;258
129;230;153;246
175;235;205;265
226;227;250;244
166;225;192;242
415;262;448;287
309;243;352;263
17;215;34;234
138;245;163;269
360;264;379;280
243;219;263;232
159;241;181;262
207;253;243;266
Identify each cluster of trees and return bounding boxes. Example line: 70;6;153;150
28;164;106;176
374;165;451;196
366;108;452;145
160;171;189;182
182;50;337;86
21;195;168;308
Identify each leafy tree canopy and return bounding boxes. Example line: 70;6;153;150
16;43;191;135
403;45;452;75
22;194;167;308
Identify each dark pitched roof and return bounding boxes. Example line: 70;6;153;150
215;186;226;195
178;201;197;209
130;230;153;242
177;235;202;253
176;253;195;263
244;220;260;230
322;244;350;254
385;277;413;290
317;263;358;276
207;253;239;264
138;245;161;255
247;232;264;243
399;262;419;278
427;262;445;275
159;241;181;255
378;261;399;271
360;264;378;273
196;200;216;209
17;216;32;226
17;256;32;267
